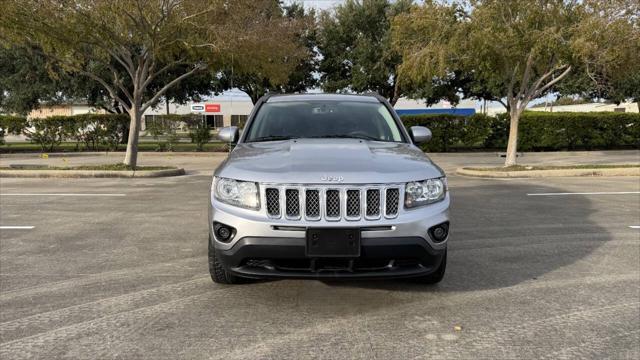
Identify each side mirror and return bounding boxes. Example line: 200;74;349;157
409;126;432;144
217;126;239;143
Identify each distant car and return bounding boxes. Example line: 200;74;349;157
208;94;449;284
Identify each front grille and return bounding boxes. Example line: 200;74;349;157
264;185;401;221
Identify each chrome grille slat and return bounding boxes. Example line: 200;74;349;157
346;189;361;220
264;184;401;222
265;188;280;217
325;189;341;220
385;188;400;218
305;189;320;220
365;189;381;219
285;189;300;219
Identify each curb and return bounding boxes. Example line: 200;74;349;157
0;151;228;158
0;168;186;178
456;167;640;178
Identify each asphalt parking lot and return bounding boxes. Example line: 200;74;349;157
1;152;639;359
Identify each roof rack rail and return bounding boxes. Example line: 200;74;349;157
362;92;386;102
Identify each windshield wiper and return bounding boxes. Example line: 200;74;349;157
308;134;381;141
248;135;298;142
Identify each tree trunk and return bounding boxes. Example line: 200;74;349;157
504;108;520;167
123;108;141;168
389;81;401;106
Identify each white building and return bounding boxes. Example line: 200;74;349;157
529;101;639;113
142;95;254;130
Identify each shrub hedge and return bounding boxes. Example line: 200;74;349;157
2;111;638;152
0;113;216;152
401;111;639;152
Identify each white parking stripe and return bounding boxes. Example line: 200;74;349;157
527;191;640;196
0;226;34;230
0;193;126;197
630;226;640;229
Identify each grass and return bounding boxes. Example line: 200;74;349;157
1;164;176;171
466;164;640;171
0;141;228;153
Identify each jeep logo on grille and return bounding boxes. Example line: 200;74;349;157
321;175;344;182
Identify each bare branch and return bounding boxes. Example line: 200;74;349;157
79;70;131;113
141;58;186;89
533;65;573;98
518;52;535;99
141;64;206;112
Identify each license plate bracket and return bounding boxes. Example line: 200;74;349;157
306;228;361;257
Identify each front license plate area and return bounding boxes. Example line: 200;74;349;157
306;228;361;257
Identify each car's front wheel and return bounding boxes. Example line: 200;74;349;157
415;250;447;284
208;234;243;284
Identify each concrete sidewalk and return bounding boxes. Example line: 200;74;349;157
2;150;638;175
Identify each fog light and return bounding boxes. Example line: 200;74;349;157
213;222;235;242
428;222;449;243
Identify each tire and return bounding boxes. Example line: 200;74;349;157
208;234;243;284
415;250;447;284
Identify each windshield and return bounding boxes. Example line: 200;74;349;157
244;100;405;143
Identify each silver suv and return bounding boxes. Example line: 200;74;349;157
209;94;449;284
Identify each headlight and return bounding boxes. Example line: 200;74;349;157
213;177;260;210
405;177;447;208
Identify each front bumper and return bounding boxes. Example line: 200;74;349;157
209;192;449;279
216;236;446;279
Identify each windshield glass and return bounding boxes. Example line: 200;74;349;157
244;100;405;143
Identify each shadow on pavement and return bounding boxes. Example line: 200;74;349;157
320;181;609;292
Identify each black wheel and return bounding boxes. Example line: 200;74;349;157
208;234;243;284
415;250;447;284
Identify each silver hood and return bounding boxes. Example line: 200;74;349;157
215;139;445;184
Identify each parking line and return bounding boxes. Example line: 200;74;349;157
527;191;640;196
630;226;640;229
0;226;34;230
0;193;126;197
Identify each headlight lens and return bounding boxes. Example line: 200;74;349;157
213;177;260;210
405;177;447;208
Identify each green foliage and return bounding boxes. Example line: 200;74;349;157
401;114;496;152
145;114;213;152
401;112;639;152
9;114;128;152
317;0;412;104
183;117;212;152
145;115;181;152
25;117;72;152
0;115;28;145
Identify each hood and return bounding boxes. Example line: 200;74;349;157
215;139;445;184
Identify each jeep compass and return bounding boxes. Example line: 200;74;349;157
208;94;449;284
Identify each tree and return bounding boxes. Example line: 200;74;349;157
1;0;303;167
394;0;588;165
212;3;317;104
317;0;412;105
560;0;640;110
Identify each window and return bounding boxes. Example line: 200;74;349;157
206;115;224;128
245;101;405;143
231;115;248;128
